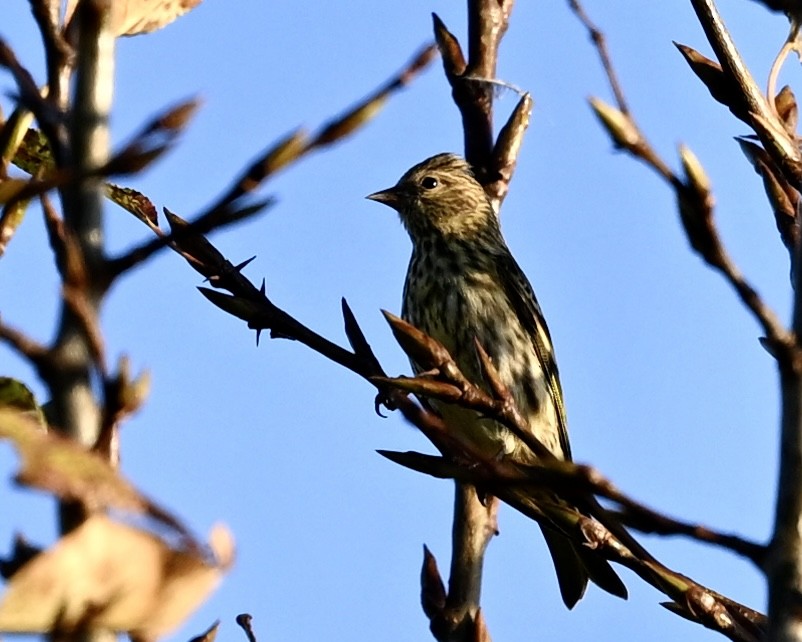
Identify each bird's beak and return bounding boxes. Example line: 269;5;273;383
366;186;401;210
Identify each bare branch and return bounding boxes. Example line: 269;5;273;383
0;316;51;371
567;0;630;114
689;0;802;186
49;0;115;543
0;38;66;164
572;1;800;638
202;44;436;219
579;6;794;366
103;43;436;286
28;0;73;107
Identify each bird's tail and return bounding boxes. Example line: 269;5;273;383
541;525;628;608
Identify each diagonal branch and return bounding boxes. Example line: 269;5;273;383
577;2;794;366
571;1;802;639
567;0;630;114
101;43;436;287
182;206;765;640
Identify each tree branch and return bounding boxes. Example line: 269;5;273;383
48;0;114;539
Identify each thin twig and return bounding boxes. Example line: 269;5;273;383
104;43;436;287
567;0;630;114
104;199;273;284
0;38;66;164
690;0;777;127
235;614;257;642
689;0;802;186
577;0;794;365
27;0;73;108
0;317;51;370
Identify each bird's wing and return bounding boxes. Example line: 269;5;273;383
496;253;572;461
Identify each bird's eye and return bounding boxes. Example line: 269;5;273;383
421;176;438;190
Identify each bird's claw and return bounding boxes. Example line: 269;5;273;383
374;391;396;417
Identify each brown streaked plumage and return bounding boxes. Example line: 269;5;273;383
368;153;626;608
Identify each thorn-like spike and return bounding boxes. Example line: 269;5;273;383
235;256;257;272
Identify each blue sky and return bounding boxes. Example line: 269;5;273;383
0;1;790;640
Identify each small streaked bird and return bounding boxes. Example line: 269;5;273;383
367;153;626;607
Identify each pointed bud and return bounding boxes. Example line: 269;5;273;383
679;144;712;196
589;97;641;149
775;84;798;134
749;110;802;185
676;145;721;265
421;545;447;620
432;13;466;77
674;42;748;123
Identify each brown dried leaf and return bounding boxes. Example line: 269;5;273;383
0;408;144;510
10;127;54;175
106;183;159;225
0;515;232;639
65;0;203;37
0;409;187;535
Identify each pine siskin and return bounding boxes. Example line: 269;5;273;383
367;153;626;608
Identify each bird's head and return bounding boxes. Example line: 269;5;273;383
367;153;497;240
